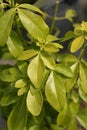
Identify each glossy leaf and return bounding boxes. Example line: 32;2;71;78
19;4;44;16
46;34;58;43
41;53;56;70
7;31;24;58
18;49;38;60
70;36;84;53
17;86;28;96
18;61;28;75
27;90;43;116
7;96;27;130
79;88;87;103
0;67;19;82
0;8;15;46
45;71;66;112
18;8;49;40
30;69;50;95
60;54;78;63
79;62;87;94
15;79;26;88
55;63;73;77
71;90;79;103
65;62;78;92
27;55;45;88
67;118;77;130
43;43;63;52
77;114;87;129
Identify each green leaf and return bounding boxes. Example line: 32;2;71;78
70;36;84;53
65;9;77;18
81;21;87;32
59;54;78;63
15;79;26;88
79;88;87;103
45;71;66;112
0;8;15;46
29;125;40;130
17;86;28;96
18;8;49;40
18;49;38;60
79;62;87;94
0;5;4;17
43;43;63;52
27;55;45;88
19;4;44;16
7;96;27;130
0;87;18;106
69;101;79;116
77;114;87;129
41;53;56;70
18;61;28;75
27;90;43;116
71;90;79;103
0;67;19;82
30;69;50;95
55;63;73;77
7;31;24;58
57;104;67;126
46;34;59;43
60;31;74;42
67;118;77;130
51;124;63;130
65;62;78;92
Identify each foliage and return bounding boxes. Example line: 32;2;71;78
0;0;87;130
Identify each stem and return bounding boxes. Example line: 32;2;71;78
79;42;87;60
50;0;59;34
46;14;66;21
10;0;14;7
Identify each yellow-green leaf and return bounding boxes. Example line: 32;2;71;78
77;114;87;129
79;62;87;94
27;55;45;88
43;43;63;52
0;67;19;82
15;79;26;88
45;71;66;112
65;62;78;92
41;53;56;70
46;34;58;43
65;9;77;18
70;36;84;53
18;49;38;60
67;118;77;130
7;31;24;58
0;8;15;46
27;90;43;116
18;8;49;40
19;4;44;16
17;86;28;96
55;63;73;77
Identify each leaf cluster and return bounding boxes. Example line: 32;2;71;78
0;0;87;130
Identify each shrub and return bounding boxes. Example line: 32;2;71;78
0;0;87;130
